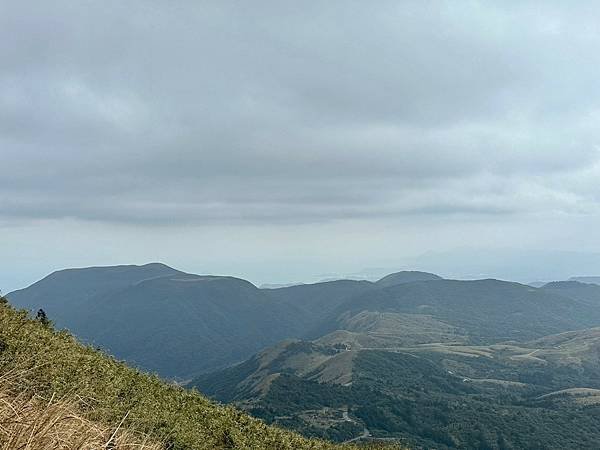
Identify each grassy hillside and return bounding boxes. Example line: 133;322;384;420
191;340;355;404
0;379;161;450
0;295;403;450
194;330;600;448
8;265;311;378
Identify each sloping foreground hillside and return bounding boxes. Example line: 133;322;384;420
0;296;402;450
0;378;161;450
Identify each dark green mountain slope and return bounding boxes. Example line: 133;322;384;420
265;279;375;338
375;271;442;288
265;272;446;338
7;263;182;325
8;265;309;378
79;273;310;377
570;276;600;285
541;280;600;307
325;279;600;343
265;270;445;333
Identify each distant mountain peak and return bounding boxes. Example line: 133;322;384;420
542;280;590;289
375;270;442;287
569;276;600;285
42;262;182;279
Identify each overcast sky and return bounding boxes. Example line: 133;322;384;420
3;1;600;291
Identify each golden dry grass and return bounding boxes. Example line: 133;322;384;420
0;372;161;450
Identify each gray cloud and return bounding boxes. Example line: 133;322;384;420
2;0;600;227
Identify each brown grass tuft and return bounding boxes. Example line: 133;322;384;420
0;374;161;450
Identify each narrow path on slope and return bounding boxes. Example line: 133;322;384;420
341;410;370;444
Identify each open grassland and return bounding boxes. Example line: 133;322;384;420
0;296;404;449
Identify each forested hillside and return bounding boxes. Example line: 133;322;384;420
193;279;600;448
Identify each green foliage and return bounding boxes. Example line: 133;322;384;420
357;351;600;448
0;299;403;450
207;348;600;448
35;308;51;327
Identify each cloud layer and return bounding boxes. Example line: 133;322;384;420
2;1;600;227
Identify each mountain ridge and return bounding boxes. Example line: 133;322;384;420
7;265;446;378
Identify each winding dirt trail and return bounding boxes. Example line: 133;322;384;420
341;410;370;444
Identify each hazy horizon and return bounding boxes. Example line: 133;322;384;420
3;2;600;292
5;246;600;294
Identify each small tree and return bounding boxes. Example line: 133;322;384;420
36;308;51;327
